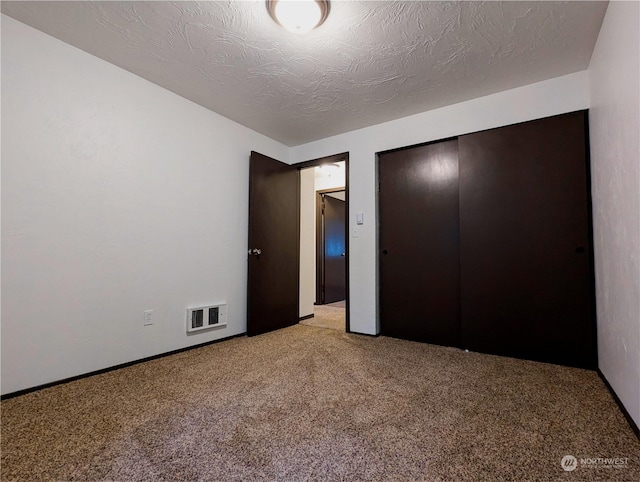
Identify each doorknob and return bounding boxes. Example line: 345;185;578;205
341;253;346;257
248;248;262;255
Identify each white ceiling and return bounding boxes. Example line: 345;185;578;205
1;1;608;146
315;160;346;186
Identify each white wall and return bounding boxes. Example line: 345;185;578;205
588;1;640;428
314;162;346;192
0;15;288;395
326;191;346;201
291;71;591;335
299;168;316;318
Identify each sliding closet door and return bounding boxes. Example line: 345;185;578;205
379;139;460;346
458;111;595;368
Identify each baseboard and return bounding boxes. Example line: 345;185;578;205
1;333;246;401
598;369;640;440
299;314;314;321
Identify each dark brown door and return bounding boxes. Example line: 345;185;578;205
323;194;346;303
378;139;461;346
247;151;299;336
458;111;595;368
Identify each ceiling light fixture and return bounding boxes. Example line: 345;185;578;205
267;0;330;34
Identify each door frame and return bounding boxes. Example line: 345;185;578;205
295;152;350;333
316;188;346;305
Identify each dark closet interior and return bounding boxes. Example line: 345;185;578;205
378;111;596;369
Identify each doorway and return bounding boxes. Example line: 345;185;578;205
297;154;349;332
317;189;346;304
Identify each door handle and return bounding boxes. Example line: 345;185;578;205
341;253;346;256
248;248;262;256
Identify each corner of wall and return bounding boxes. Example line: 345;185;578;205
586;0;640;428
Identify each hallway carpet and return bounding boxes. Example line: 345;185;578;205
300;301;346;331
2;325;639;481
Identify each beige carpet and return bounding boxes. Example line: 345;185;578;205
300;301;346;331
2;325;639;481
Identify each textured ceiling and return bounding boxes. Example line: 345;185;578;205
1;1;608;146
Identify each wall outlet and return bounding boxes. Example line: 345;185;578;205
144;310;153;326
186;303;227;333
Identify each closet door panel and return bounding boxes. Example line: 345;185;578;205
378;139;460;346
458;111;595;368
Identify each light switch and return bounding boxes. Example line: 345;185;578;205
356;212;364;225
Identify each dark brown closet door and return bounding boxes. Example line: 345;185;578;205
379;139;460;346
458;111;595;368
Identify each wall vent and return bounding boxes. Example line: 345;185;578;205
186;303;227;333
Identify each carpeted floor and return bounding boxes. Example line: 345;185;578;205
2;325;639;481
300;301;346;331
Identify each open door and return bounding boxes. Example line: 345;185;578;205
247;151;299;336
322;194;346;303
